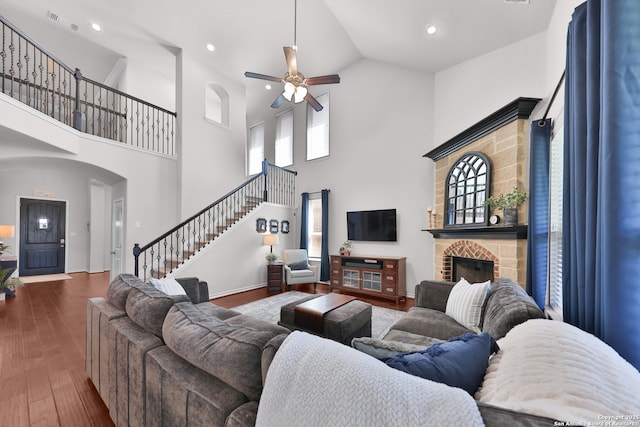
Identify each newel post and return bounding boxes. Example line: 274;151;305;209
73;68;83;131
133;243;141;277
262;159;269;202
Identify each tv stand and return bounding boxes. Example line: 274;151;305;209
330;254;406;303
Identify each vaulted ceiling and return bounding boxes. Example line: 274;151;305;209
2;0;556;113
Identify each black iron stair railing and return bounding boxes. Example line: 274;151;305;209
0;15;176;156
133;160;297;281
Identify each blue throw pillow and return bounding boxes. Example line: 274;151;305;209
385;332;499;395
289;260;310;270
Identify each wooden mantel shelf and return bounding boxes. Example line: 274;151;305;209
423;225;528;240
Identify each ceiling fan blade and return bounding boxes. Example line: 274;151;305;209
305;93;323;112
244;71;283;83
271;94;286;109
284;47;298;76
305;74;341;86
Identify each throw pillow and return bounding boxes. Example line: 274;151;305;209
288;260;310;270
445;278;491;333
150;276;187;296
385;332;499;395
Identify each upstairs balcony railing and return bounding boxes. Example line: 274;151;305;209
133;160;297;281
0;15;176;156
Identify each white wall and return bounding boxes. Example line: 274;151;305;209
249;58;436;297
433;32;548;147
176;50;248;218
175;203;297;298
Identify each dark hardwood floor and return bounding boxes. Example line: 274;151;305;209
0;272;413;426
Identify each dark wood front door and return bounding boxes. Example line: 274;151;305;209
19;199;66;276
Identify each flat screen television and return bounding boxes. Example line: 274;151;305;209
347;209;397;242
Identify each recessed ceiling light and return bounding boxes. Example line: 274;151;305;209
265;84;272;90
91;22;102;32
425;25;437;35
206;43;215;52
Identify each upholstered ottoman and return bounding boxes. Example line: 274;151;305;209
278;294;372;345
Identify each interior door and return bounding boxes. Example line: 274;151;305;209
111;198;124;280
19;198;66;276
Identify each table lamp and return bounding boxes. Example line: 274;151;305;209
262;233;279;253
0;225;15;255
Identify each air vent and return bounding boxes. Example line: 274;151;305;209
46;10;79;31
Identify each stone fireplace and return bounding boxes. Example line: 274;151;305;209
424;98;539;287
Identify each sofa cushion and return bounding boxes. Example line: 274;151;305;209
385;332;499;395
163;302;286;401
445;278;491;333
389;306;473;341
195;302;242;321
414;280;455;312
107;273;147;310
125;285;190;338
150;276;187;296
481;278;545;340
351;337;438;360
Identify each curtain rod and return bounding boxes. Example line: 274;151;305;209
301;189;330;196
539;70;566;126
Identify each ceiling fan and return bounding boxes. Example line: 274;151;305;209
244;0;340;112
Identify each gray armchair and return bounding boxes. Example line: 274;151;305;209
282;249;319;291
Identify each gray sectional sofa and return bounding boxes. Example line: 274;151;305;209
85;274;289;426
382;278;546;345
86;274;554;426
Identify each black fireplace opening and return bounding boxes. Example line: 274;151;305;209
452;256;494;283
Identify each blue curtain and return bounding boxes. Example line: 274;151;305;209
526;118;551;310
564;0;640;370
320;189;330;281
299;192;309;250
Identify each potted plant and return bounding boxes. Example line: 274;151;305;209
339;240;353;256
0;241;9;256
0;267;24;300
265;251;278;264
484;187;528;226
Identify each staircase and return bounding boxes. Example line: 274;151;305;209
133;160;297;281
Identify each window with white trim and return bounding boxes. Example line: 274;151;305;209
247;122;264;175
275;109;294;167
306;93;330;161
307;196;323;258
205;83;229;127
546;124;564;319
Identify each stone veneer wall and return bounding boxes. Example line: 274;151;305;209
433;119;529;286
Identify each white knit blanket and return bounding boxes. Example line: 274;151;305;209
476;319;640;422
256;331;484;427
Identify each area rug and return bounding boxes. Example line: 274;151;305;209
20;274;73;283
232;291;406;339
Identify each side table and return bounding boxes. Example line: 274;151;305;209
267;262;284;292
1;256;18;284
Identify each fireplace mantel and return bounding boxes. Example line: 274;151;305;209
423;225;527;240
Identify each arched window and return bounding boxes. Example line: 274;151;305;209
205;83;229;127
444;152;491;227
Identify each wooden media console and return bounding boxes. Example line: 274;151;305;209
330;254;406;303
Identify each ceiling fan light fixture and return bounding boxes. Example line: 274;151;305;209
283;82;295;101
293;86;307;103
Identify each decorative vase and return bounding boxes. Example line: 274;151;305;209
503;208;518;226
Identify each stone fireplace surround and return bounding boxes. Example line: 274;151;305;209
424;98;540;287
